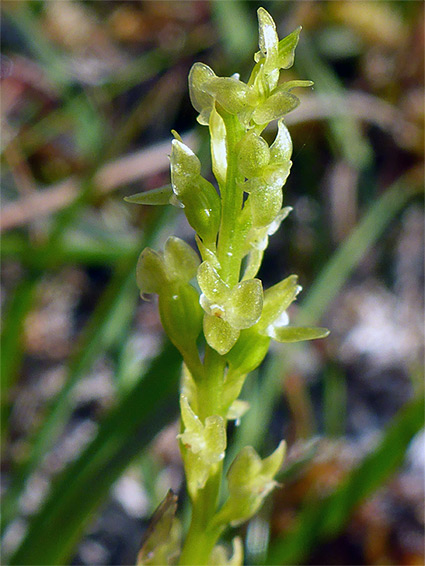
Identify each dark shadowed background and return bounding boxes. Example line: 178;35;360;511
1;1;424;565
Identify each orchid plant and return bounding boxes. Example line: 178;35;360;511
126;8;328;565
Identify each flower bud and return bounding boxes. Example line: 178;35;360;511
252;89;300;125
136;248;169;295
213;442;285;527
178;395;226;496
189;62;216;125
238;132;270;179
170;139;221;244
158;284;203;354
203;77;249;115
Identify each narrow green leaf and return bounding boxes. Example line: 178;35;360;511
298;177;420;325
9;342;181;566
2;209;175;534
271;326;329;343
1;256;140;533
138;490;180;566
125;185;173;205
1;276;38;444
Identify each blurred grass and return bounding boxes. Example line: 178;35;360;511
267;393;425;565
9;341;182;566
232;170;421;455
1;1;423;564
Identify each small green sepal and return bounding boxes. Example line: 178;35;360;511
270;326;330;342
170;138;221;244
124;185;173;206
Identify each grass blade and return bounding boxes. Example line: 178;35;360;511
267;393;425;564
298;175;420;325
9;341;181;566
1;255;140;532
0;276;38;444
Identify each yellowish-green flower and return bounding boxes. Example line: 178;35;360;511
213;442;286;527
197;261;263;355
178;395;226;497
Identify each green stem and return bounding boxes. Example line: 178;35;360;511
180;112;245;564
179;488;224;565
216;110;245;287
179;347;226;564
196;346;226;419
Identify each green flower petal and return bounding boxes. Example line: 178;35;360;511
203;314;239;355
213;442;285;527
197;261;229;303
179;396;226;464
270;120;293;163
238;132;270;179
189;62;216;125
170;139;201;193
179;395;227;494
263;161;292;189
164;237;200;282
204;415;227;463
270;326;330;342
252;89;300;125
255;8;279;64
124;184;173;206
226;279;263;329
136;248;168;294
276;27;302;69
203;77;250;115
258;274;301;331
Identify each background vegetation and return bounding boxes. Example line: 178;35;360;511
1;1;423;564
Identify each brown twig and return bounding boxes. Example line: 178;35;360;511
0;132;197;233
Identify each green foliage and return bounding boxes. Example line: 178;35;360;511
9;342;182;566
126;8;328;564
2;2;421;565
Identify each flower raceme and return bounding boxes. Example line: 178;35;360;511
127;8;329;565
